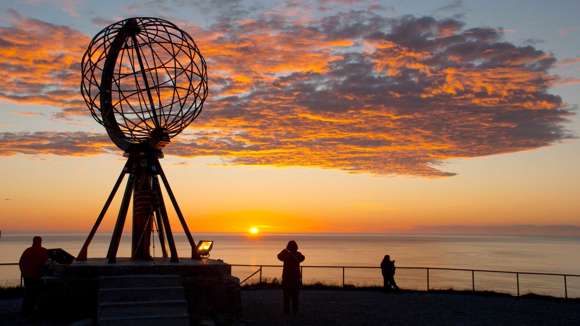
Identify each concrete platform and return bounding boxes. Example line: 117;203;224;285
39;258;241;324
63;257;232;277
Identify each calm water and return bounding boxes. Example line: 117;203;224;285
2;233;580;297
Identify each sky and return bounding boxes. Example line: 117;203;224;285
0;0;579;235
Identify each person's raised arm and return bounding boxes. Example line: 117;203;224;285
297;252;305;263
277;249;288;261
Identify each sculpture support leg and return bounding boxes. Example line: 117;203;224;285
107;173;135;263
77;160;129;261
132;211;153;260
76;155;196;263
155;209;168;258
153;176;179;262
155;159;197;258
132;170;153;260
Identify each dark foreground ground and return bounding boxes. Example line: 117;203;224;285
241;289;580;326
1;289;580;325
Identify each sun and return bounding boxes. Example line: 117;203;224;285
248;227;260;235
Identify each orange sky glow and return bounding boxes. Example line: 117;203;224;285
1;1;580;235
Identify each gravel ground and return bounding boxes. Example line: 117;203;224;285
241;289;580;326
1;290;580;325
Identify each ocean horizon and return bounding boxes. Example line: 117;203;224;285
3;232;579;269
2;232;580;297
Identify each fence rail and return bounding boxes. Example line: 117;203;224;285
231;264;580;299
2;262;579;299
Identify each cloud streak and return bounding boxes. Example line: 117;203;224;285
0;10;88;116
0;132;113;156
0;10;572;176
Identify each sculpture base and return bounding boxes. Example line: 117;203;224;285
40;258;241;324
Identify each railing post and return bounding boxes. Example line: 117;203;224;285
426;268;430;291
472;270;475;292
516;273;520;297
564;275;568;299
342;267;345;287
259;266;262;284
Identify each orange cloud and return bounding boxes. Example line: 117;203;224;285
554;77;580;86
0;10;88;115
0;12;572;176
557;57;580;66
0;132;113;156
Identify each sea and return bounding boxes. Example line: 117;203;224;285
2;233;580;298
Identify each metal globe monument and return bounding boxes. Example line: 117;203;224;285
39;17;238;324
80;17;207;150
76;17;208;263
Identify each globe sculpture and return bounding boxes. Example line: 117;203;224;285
77;17;208;263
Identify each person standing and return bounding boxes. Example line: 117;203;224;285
19;236;48;316
381;254;399;292
277;240;305;315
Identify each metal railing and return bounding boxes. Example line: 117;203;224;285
231;264;580;299
2;262;579;299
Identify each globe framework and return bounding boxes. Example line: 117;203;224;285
80;17;208;148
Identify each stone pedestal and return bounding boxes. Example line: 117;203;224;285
39;258;241;325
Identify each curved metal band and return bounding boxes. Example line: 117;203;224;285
99;19;137;151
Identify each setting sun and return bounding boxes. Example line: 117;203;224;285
248;227;259;235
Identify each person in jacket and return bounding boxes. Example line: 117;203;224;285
277;240;305;315
381;254;399;292
19;236;48;316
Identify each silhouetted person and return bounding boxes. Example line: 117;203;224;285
277;240;305;315
19;236;48;316
381;254;399;292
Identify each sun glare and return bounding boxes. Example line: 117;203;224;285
248;227;260;235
